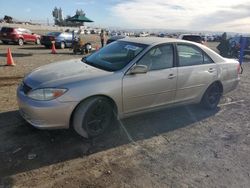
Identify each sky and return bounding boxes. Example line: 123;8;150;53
1;0;250;32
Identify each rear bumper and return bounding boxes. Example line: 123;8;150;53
0;37;18;42
223;77;240;94
17;86;78;129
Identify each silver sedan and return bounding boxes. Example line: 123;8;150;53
17;37;240;138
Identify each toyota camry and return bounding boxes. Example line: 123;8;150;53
17;37;240;138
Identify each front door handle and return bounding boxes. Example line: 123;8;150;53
208;68;215;73
168;74;176;79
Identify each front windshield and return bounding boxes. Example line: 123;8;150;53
84;41;148;71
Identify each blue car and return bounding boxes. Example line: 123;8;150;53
41;32;73;49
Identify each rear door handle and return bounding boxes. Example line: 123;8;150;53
168;74;176;79
208;68;215;73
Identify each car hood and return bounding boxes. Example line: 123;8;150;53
24;59;112;88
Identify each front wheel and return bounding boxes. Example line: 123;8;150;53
201;83;222;110
18;38;24;46
73;97;114;138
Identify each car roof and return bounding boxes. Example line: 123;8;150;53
119;37;184;45
121;36;225;63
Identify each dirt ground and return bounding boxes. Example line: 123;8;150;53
0;39;249;188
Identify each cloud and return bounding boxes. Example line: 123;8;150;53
189;4;250;30
111;0;250;32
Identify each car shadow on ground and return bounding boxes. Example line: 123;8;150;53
0;105;218;178
18;46;48;50
0;53;33;57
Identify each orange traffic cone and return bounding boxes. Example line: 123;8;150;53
51;41;57;54
6;48;15;66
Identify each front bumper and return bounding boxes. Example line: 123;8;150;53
17;86;78;129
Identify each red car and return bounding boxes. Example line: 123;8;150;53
0;27;41;45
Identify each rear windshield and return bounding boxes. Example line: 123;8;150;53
47;32;61;36
1;27;14;32
183;35;202;42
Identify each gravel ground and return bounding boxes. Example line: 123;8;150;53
0;40;249;188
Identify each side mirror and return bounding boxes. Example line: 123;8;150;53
128;65;148;74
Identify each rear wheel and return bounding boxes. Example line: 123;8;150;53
60;42;65;49
36;38;41;45
18;38;24;46
201;83;222;109
73;97;114;138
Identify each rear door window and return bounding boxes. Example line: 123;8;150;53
177;44;213;66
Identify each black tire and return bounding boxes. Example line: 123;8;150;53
44;45;50;49
73;97;114;138
201;83;222;110
18;38;24;46
2;40;9;44
60;42;65;49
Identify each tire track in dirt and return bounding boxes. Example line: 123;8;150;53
0;76;23;87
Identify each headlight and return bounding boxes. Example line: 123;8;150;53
27;88;67;101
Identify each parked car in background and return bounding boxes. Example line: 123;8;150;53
106;35;127;45
135;32;149;37
206;35;215;42
179;34;204;44
158;33;165;37
139;32;149;37
17;37;240;138
84;30;91;35
0;27;41;45
41;32;73;49
228;36;250;58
